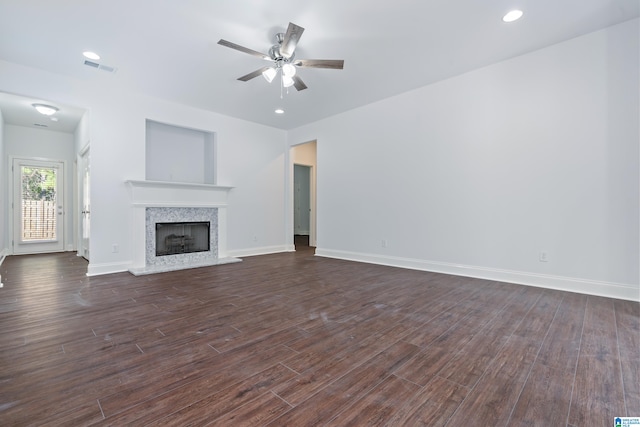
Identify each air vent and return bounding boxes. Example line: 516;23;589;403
34;123;48;127
83;60;117;73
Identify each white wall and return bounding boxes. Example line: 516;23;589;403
145;120;215;184
289;19;639;301
4;125;76;252
0;59;288;275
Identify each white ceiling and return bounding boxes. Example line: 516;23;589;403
0;0;637;131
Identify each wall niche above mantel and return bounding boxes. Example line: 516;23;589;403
145;119;216;185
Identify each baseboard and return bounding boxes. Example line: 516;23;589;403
86;261;131;276
315;248;639;302
227;244;293;258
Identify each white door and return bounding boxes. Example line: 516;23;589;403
80;149;90;260
13;158;65;254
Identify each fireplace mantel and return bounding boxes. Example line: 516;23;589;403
126;180;239;275
125;180;233;207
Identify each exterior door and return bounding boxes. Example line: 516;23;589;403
13;158;65;254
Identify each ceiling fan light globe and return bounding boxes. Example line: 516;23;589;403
262;67;277;83
282;63;296;77
282;75;295;88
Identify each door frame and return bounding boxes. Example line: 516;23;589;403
289;140;317;249
10;156;67;255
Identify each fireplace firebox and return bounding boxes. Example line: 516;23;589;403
155;221;210;256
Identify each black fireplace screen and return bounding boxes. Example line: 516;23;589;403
155;221;210;256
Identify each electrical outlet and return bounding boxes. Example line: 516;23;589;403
539;251;548;262
112;244;119;253
381;239;388;248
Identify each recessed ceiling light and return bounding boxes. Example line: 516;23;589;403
275;109;284;114
503;10;523;23
32;103;59;116
83;51;100;60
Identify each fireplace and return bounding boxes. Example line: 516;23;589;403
145;206;218;267
126;180;241;275
155;221;210;256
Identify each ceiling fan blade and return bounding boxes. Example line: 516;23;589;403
292;75;307;91
217;39;270;60
238;66;271;82
294;59;344;70
280;22;305;59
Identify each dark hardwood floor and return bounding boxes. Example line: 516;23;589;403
0;248;637;426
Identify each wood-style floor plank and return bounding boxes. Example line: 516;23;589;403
267;341;420;426
444;290;563;426
385;375;470;426
325;374;421;426
614;299;640;415
506;291;587;426
568;296;627;427
0;249;637;426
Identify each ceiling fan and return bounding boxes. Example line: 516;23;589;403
217;22;344;92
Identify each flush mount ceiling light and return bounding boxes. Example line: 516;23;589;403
274;108;284;114
83;51;100;60
503;10;524;22
32;103;59;116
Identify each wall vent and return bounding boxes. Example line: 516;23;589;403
84;60;117;73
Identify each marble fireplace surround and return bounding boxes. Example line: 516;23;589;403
126;180;241;275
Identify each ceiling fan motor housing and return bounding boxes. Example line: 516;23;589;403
269;34;295;66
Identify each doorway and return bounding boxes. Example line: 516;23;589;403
294;164;311;246
12;158;65;254
290;140;317;249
